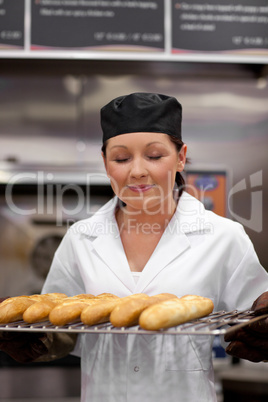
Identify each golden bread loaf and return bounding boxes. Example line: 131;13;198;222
23;298;66;323
81;298;123;326
139;295;214;330
0;298;36;323
81;293;149;326
109;293;177;327
48;294;119;326
0;293;67;323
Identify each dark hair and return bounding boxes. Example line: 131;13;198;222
168;136;186;198
101;135;187;199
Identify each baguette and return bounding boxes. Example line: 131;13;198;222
31;293;67;301
81;293;149;326
139;295;214;331
109;293;177;328
0;297;36;323
95;293;118;299
49;300;93;326
48;294;119;326
0;293;67;323
66;294;95;300
23;298;66;323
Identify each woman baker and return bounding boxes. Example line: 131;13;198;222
1;92;268;401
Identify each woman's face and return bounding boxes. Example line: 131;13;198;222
103;132;187;215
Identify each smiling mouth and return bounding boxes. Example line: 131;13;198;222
127;184;155;193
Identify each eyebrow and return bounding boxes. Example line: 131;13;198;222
110;145;128;150
110;141;164;150
146;141;163;147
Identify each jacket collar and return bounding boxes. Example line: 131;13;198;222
86;192;210;236
175;191;212;234
82;193;211;293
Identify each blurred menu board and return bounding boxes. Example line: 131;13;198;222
31;0;164;51
0;0;267;61
172;0;268;56
0;0;24;49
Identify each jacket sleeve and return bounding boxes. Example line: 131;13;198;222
219;232;268;312
42;230;86;297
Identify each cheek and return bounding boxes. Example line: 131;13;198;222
153;162;177;185
106;165;126;187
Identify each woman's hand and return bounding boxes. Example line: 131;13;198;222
224;292;268;362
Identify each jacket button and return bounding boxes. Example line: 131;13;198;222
134;366;139;372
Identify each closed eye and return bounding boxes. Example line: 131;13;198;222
114;158;129;163
148;156;162;160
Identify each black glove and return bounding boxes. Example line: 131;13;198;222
224;291;268;362
0;297;49;363
0;331;49;363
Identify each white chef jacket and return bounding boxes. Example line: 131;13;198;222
42;192;268;402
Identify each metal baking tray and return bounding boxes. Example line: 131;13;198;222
0;310;263;336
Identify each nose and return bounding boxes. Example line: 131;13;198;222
129;157;148;179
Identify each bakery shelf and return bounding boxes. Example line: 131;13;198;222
0;310;259;336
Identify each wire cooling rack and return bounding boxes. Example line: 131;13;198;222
1;310;265;336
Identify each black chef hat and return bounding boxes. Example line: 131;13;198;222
101;92;182;143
